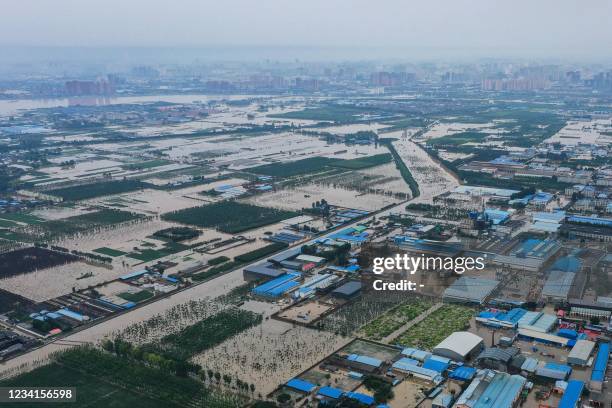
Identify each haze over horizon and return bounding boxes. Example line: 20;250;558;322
2;0;612;61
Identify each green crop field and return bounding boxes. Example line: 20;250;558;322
0;212;45;225
127;242;189;262
361;299;434;341
121;159;172;170
0;219;18;228
246;156;337;178
162;201;299;233
246;154;391;178
393;305;474;350
329;153;392;170
93;247;127;257
39;209;146;238
147;308;262;361
234;242;288;263
118;290;154;303
48;180;152;201
428;131;487;147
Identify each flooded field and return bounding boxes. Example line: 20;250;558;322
544;119;612;146
0;262;123;302
388;131;460;203
309;122;389;135
192;317;351;395
417;122;495;141
242;182;403;212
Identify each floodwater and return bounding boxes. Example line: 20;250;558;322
0;94;260;117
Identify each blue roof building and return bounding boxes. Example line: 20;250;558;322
317;386;343;399
590;343;609;391
347;354;382;368
558;380;584;408
567;215;612;228
551;256;582;273
449;366;476;381
286;378;316;393
423;358;449;373
345;392;375;405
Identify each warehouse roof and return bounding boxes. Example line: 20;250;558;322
449;366;476;381
433;332;483;360
443;276;499;304
267;247;302;264
568;340;595;363
423;358;449;373
518;328;569;346
286;378;316;393
558;380;584;408
244;262;284;278
521;357;539;373
517;311;557;333
317;386;343;399
347;354;382;368
473;373;527;408
533;211;566;224
567;215;612;228
331;281;361;297
296;254;327;264
550;256;582;273
454;185;520;197
476;347;519;364
345;392;375;405
401;347;432;362
591;343;609;382
541;270;575;300
391;358;442;382
456;370;526;408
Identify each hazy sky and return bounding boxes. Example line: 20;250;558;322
2;1;611;58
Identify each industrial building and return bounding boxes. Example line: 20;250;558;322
535;362;572;381
517;311;557;333
401;347;432;362
454;369;527;408
286;378;316;394
558;380;584;408
391;357;444;384
541;255;583;301
251;272;301;298
590;343;609;392
568;298;612;320
443;276;500;305
330;280;361;299
487;238;561;272
343;353;383;373
267;247;301;263
567;340;595;366
433;332;484;362
475;347;520;371
561;216;612;242
541;270;576;302
292;273;338;299
476;308;528;329
453;185;520;199
517;328;569;347
393;236;464;258
243;262;284;281
483;208;511;225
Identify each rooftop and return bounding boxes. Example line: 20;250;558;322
443;277;499;304
433;331;483;359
